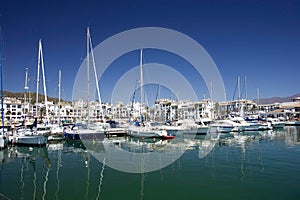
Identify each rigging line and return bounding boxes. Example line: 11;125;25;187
142;50;155;106
129;79;139;121
89;32;103;116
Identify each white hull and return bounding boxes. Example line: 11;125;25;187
197;126;209;135
0;135;8;149
286;121;300;126
209;120;234;133
244;123;260;131
210;126;233;133
128;126;167;138
15;135;47;145
272;122;285;129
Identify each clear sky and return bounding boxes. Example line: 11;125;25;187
0;0;299;103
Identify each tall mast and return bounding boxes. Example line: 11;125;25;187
24;68;29;118
210;80;214;119
244;76;247;100
238;75;240;100
87;27;90;125
58;69;61;123
257;88;260;106
36;39;49;123
140;49;143;122
36;39;41;117
0;27;4;136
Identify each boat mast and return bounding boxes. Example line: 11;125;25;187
238;75;240;100
210;80;214;119
36;39;49;123
140;49;143;123
238;75;241;112
58;69;61;124
24;68;29;119
0;27;4;135
256;88;259;106
244;76;247;100
87;27;90;126
36;40;41;117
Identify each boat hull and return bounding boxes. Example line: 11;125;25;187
0;135;8;149
272;122;285;129
128;130;162;138
210;126;233;133
15;135;47;146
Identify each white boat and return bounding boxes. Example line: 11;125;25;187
177;119;199;134
15;134;47;146
195;119;210;135
267;118;285;129
258;121;273;130
36;124;52;135
50;124;64;134
168;119;201;135
229;116;260;131
128;125;169;138
14;128;47;146
209;120;234;133
244;121;260;131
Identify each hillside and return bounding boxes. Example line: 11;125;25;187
253;93;300;104
2;91;64;103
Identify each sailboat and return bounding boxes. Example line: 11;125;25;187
127;49;172;139
14;40;47;146
0;27;8;149
64;27;105;141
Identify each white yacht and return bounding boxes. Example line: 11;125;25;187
209;120;234;133
267;118;285;129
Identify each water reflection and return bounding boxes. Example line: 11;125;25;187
0;127;299;199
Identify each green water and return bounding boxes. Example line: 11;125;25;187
1;127;300;200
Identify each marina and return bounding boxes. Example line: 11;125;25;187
0;126;300;199
0;1;299;199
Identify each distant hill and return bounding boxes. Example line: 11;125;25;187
2;90;65;104
253;93;300;104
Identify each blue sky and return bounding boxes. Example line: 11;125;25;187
0;0;299;103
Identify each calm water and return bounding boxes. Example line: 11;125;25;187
1;127;300;200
